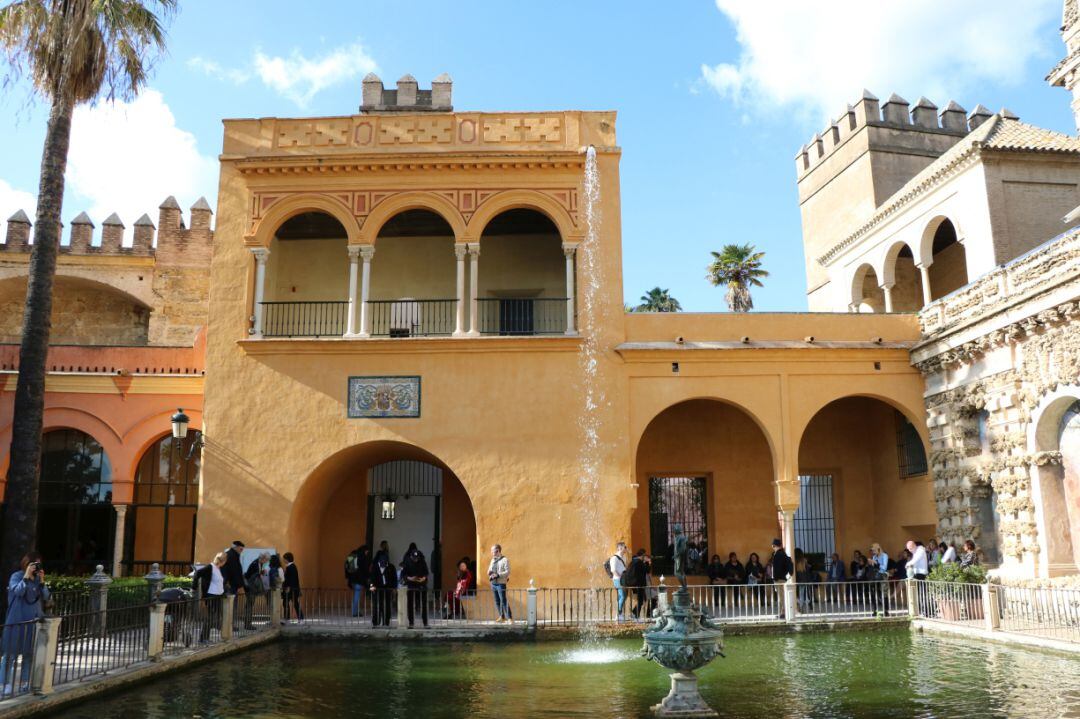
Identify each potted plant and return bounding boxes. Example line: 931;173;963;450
926;563;988;620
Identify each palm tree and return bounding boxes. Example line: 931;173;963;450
635;287;682;312
706;243;769;312
0;0;175;576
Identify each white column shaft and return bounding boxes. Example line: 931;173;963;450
467;246;480;336
251;248;269;337
454;244;467;336
919;265;933;307
359;247;374;337
112;505;127;577
882;284;894;313
346;248;360;336
563;245;577;335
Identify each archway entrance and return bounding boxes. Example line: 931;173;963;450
1034;394;1080;574
632;399;776;577
290;441;477;590
798;397;935;572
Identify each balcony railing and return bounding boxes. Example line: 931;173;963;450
368;299;457;337
477;297;569;335
260;301;348;338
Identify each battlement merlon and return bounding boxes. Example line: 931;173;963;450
219;110;619;161
794;91;1002;182
1;197;214;260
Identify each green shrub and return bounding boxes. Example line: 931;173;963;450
927;562;987;584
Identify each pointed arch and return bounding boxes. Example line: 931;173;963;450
250;194;363;248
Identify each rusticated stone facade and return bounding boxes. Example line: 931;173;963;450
912;228;1080;577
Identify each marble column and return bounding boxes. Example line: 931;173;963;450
250;247;270;337
112;505;128;577
467;244;481;336
358;245;375;337
454;243;467;336
346;246;361;336
918;264;933;307
881;282;895;313
563;243;578;335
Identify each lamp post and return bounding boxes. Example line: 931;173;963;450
170;408;190;442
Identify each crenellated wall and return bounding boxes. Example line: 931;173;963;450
0;196;214;347
796;90;999;303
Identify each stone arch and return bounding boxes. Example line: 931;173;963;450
918;214;963;266
922;216;968;301
793;391;930;454
466;189;580;243
631;398;779;573
1028;386;1080;575
794;393;935;565
850;262;885;312
287;439;477;587
121;407;203;484
250;193;363;248
879;240;925;312
361;191;467;244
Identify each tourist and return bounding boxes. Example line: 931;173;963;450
242;552;271;629
745;552;765;605
724;552;745;609
0;553;49;695
402;543;430;629
707;554;726;611
345;545;370;617
768;539;793;618
488;544;512;623
869;543;890;615
282;552;303;622
960;540;980;567
688;542;701;574
929;538;944;567
825;553;844;605
606;542;628;620
627;549;650;618
449;559;473;620
906;540;929;580
794;549;815;610
223;540;245;595
268;554;284;590
369;552;397;627
374;540;390;563
942;541;958;564
194;552;227;643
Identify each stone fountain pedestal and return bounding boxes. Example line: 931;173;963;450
642;587;724;718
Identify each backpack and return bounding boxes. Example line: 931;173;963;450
620;560;639;588
345;553;360;575
603;558;613;578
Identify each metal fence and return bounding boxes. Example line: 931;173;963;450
0;619;38;699
53;603;150;685
476;298;569;335
260;301;348;337
999;584;1080;643
162;594;220;654
367;299;457;337
233;592;273;638
914;581;985;624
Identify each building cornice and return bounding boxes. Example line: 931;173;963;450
0;372;204;395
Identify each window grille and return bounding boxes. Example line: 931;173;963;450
896;411;928;477
794;474;836;570
648;476;708;576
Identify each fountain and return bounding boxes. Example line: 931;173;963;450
641;524;725;717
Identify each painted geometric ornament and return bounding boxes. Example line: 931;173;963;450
347;376;421;418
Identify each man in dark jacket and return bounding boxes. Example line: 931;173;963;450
769;538;793;619
282;552;303;622
369;551;397;627
345;545;370;617
401;543;430;628
223;541;245;596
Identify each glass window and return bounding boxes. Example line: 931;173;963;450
125;431;200;575
37;429;115;574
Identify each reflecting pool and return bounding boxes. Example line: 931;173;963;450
49;629;1080;718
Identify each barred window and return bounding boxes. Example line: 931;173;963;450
648;476;708;576
794;474;836;571
896;411;928;477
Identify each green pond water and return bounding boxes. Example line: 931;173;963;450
48;629;1080;719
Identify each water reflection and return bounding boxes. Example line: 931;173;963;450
46;630;1080;719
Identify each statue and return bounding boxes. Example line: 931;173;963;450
672;523;688;589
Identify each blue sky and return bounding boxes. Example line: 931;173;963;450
0;0;1073;311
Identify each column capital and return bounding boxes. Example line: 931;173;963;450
347;245;362;259
467;243;480;257
454;242;468;259
562;242;579;257
879;280;895;291
250;246;270;263
359;244;376;261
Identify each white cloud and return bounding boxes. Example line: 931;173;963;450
0;178;36;243
187;56;250;85
253;42;377;107
65;89;217;241
701;0;1059;122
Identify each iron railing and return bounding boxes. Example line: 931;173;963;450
476;298;569;335
367;299;457;337
999;584;1080;643
914;580;985;623
53;603;150;685
260;301;348;338
0;619;38;698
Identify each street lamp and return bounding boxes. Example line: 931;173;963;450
170;408;190;441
